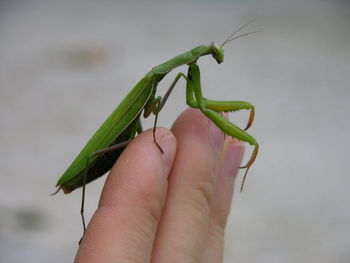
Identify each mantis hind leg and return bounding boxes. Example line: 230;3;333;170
79;119;142;244
79;141;132;245
80;155;93;242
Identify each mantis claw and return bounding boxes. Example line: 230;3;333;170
238;144;259;191
239;144;259;169
244;107;255;131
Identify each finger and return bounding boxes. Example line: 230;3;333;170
151;108;224;263
75;128;176;263
203;138;244;263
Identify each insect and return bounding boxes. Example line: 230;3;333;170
55;23;259;233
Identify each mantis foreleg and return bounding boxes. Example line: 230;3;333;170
204;100;255;131
186;66;254;130
186;62;259;191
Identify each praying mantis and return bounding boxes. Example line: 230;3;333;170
55;23;259;233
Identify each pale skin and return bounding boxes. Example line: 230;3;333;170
74;108;245;263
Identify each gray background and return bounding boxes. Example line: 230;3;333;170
0;0;349;262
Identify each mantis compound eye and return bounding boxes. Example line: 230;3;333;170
210;42;224;64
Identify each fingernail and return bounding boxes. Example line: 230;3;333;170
208;120;225;156
159;133;177;177
223;139;245;181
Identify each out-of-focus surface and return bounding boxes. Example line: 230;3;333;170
0;0;349;262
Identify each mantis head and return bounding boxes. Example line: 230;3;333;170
211;42;224;64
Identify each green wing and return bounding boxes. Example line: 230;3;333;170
57;73;155;186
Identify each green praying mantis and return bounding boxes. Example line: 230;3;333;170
55;23;259;233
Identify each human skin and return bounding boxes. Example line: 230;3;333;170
74;108;244;263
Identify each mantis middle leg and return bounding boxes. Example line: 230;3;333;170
143;72;187;152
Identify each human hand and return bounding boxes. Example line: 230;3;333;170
74;108;244;263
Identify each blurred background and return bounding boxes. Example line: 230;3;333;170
0;0;349;262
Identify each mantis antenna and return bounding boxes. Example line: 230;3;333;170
222;20;260;46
